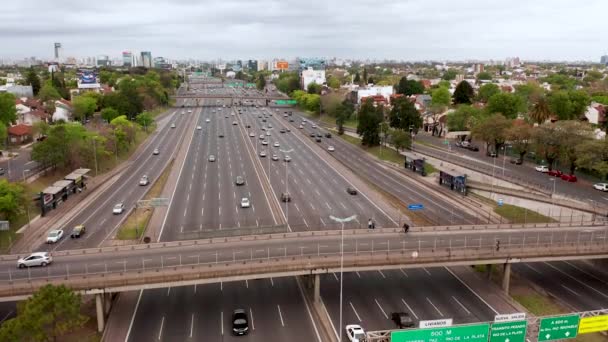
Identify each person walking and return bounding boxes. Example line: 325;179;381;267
403;223;410;233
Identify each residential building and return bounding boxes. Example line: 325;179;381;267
257;60;267;71
8;124;32;145
350;85;394;105
301;67;326;90
584;102;606;125
52;99;73;122
122;51;132;67
141;51;152;68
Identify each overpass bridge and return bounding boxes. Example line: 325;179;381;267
1;224;606;331
172;94;289;100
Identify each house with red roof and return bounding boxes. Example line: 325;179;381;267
8;124;32;145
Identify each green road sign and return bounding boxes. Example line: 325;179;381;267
538;314;580;341
246;83;255;88
391;323;490;342
490;320;527;342
275;99;297;105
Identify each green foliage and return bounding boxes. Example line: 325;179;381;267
273;72;301;95
136;112;154;131
307;82;322;94
353;72;361;84
453;81;474;105
391;129;411;151
532;123;562;169
25;67;41;95
388;97;422;131
556;121;594;174
476;71;493;81
486;92;525;119
506;123;534;160
591;95;608;105
100;107;120;122
528;96;552;124
362;69;368;84
0;92;18;125
356;99;383;146
327;76;341;89
431;87;451;108
335;100;355;135
438;80;451;89
0;180;26;222
471;113;511;151
514;82;545;109
0;284;87;341
256;74;266;90
542;73;577;90
568;90;591;119
547;90;573;120
441;69;459;81
71;96;97;121
110;115;137;152
477;83;500;102
50;71;69;99
576;139;608;179
292;90;321;113
397;78;424;96
37;83;62;102
447;105;484;131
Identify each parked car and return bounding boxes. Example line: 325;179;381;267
466;145;480;152
535;165;549;173
486;150;497;157
18;252;52;268
346;187;358;195
510;158;523;165
547;170;563;177
593;183;608;191
46;229;64;243
70;225;86;238
561;174;578;182
345;324;366;342
391;312;415;328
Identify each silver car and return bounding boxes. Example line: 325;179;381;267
18;252;52;268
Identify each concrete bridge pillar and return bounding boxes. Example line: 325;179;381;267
502;263;511;295
95;293;105;333
314;274;320;303
486;264;492;280
104;292;112;315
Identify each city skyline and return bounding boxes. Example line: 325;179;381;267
2;0;608;61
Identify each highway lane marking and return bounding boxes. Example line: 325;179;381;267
180;225;184;233
250;308;255;331
333;273;339;282
356;271;361;278
340;202;347;210
320;217;326;226
426;297;444;317
374;299;389;319
295;277;323;342
158;316;165;340
401;299;419;320
220;281;223;291
422;267;432;276
277;305;286;327
349;302;362;322
302;217;309;228
194;284;196;294
378;270;386;278
201;208;204;217
563;261;608;286
270;277;274;287
544;262;608;298
245;279;249;288
315;189;321;196
90;263;104;267
220;311;224;335
310;203;316;210
561;285;581;296
400;269;409;277
167;287;171;296
452;296;471;315
525;264;543;274
325;202;332;210
190;313;195;338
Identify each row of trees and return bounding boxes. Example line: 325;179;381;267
292;90;321;114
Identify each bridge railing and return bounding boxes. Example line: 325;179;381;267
0;230;606;297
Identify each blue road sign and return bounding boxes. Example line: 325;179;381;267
408;204;424;211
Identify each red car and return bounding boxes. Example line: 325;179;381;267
561;174;577;182
547;170;563;177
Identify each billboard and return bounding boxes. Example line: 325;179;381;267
276;61;289;70
79;71;97;84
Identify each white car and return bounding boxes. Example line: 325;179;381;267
46;229;64;244
208;155;216;162
266;131;271;136
139;175;149;186
249;132;255;137
18;252;52;268
240;197;250;208
259;134;265;140
206;118;210;123
262;140;268;145
273;142;280;147
346;324;365;342
260;151;267;157
593;183;608;191
535;165;549;172
113;203;125;214
312;124;317;128
284;155;291;162
188;110;192;113
170;123;176;128
299;125;304;129
272;154;279;161
232;121;238;125
153;148;159;155
268;124;273;128
197;126;202;130
328;146;335;152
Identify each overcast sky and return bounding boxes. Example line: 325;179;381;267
2;0;607;61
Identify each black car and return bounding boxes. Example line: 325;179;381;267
346;187;358;195
218;133;224;138
70;225;86;238
280;129;286;133
309;132;316;137
281;192;291;202
289;118;295;122
315;137;322;142
510;158;523;165
325;133;332;138
232;309;249;336
466;145;479;152
391;312;415;328
486;150;497;157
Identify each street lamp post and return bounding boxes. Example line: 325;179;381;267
280;148;293;228
23;169;31;228
550;178;557;209
502;146;508;176
329;214;357;342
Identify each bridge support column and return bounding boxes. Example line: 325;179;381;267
314;274;320;303
502;263;511;295
104;293;112;315
95;293;105;333
486;264;492;280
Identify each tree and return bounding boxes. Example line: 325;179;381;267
568;90;591;119
547;90;573;120
256;74;266;90
380;122;390;150
0;284;87;341
356;99;383;146
528;96;552;125
136;112;154;132
476;71;493;81
71;96;97;121
397;78;424;96
0;93;18;125
555;121;593;174
0;180;27;222
100;107;120;123
307;82;322;94
353;72;361;84
486;93;525;119
392;129;411;151
431;87;451;108
110;115;137;152
115;78;143;118
453;81;474;105
471;114;511;152
388;97;422;131
533;123;562;170
506;122;533;161
362;69;368;84
514;82;544;109
438;80;451;89
327;76;340;89
576;139;608;179
335;100;354;135
447;105;484;132
50;71;69;99
477;83;500;103
442;69;458;81
25;67;41;96
38;83;62;102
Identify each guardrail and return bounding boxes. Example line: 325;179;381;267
0;230;608;297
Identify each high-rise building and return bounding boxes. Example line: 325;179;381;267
601;55;608;65
257;60;267;71
141;51;152;68
97;55;110;67
247;60;258;70
54;43;62;60
122;51;133;67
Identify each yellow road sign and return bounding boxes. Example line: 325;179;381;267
578;315;608;334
